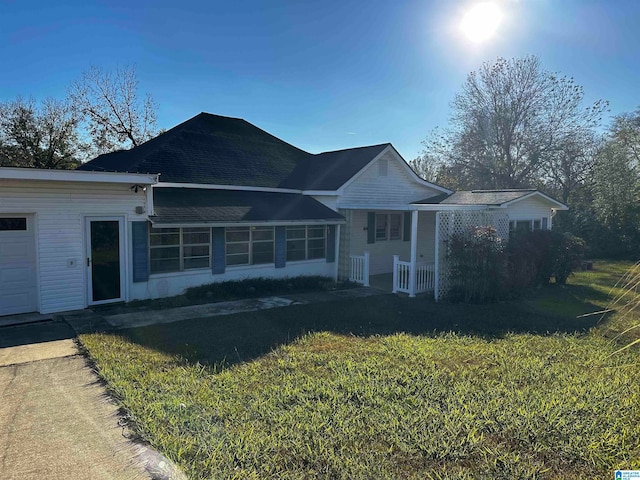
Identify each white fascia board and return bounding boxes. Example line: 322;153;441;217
338;203;491;211
501;191;569;210
301;190;338;196
386;145;453;194
336;146;392;195
0;167;158;184
155;182;302;194
149;219;346;228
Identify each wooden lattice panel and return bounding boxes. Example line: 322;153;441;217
436;210;509;299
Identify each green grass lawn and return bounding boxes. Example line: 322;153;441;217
80;261;640;479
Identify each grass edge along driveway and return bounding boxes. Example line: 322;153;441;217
81;261;640;479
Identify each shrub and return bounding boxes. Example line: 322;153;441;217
552;232;586;284
446;225;507;303
507;230;555;289
507;230;585;287
184;276;350;302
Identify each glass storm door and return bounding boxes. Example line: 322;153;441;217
86;218;125;304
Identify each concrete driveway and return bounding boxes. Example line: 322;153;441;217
0;319;160;480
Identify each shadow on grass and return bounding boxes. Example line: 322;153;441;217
103;282;608;369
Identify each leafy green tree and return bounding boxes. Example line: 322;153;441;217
0;97;84;169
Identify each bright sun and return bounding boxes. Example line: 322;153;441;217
459;2;503;44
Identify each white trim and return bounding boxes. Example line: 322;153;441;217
149;219;346;228
499;191;568;210
336;145;453;195
338;203;491;211
387;145;453;194
302;190;339;196
0;167;158;185
154;182;301;194
336;146;392;195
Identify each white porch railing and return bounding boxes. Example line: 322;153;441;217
349;251;370;286
392;255;435;296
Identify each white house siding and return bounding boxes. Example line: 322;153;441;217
345;210;436;276
0;179;148;314
504;196;555;227
130;260;335;300
339;151;442;206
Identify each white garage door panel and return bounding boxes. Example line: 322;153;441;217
0;216;38;316
1;266;31;284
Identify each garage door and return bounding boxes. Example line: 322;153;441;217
0;216;38;316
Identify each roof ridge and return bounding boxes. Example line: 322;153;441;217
315;143;390;156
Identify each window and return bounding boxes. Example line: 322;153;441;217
150;227;211;273
389;214;402;240
286;225;326;261
508;219;546;238
375;213;402;241
226;226;274;266
0;217;27;231
375;214;388;240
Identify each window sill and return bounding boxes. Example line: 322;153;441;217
149;268;211;279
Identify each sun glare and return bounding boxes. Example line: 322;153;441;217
459;2;503;44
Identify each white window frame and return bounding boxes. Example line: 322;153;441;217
286;225;326;262
225;226;275;267
508;218;546;237
150;227;211;274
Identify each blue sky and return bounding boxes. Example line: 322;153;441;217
1;0;638;160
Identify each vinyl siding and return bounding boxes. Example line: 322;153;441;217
504;196;554;226
345;210;436;275
0;179;148;314
339;151;442;206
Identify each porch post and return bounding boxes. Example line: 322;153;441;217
363;251;370;287
392;255;399;293
334;224;341;281
409;209;418;297
434;211;440;301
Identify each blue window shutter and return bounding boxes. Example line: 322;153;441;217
212;227;226;274
403;211;411;241
275;226;286;268
326;225;336;263
367;212;375;244
131;221;149;282
542;217;548;230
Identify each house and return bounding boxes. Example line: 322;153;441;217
0;113;568;316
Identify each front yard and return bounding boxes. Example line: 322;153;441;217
80;261;640;479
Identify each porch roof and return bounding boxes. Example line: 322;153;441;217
152;187;345;226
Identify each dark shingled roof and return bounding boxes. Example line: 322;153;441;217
278;144;390;190
78;113;393;190
152;188;345;225
413;189;537;206
78;113;313;188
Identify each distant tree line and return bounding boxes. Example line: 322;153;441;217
412;56;639;258
0;65;158;169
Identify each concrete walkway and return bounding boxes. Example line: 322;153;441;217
0;321;185;480
98;287;386;330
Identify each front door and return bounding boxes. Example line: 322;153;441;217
86;217;125;305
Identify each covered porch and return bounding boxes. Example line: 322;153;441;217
340;206;440;298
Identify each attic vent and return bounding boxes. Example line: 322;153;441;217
378;159;388;176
